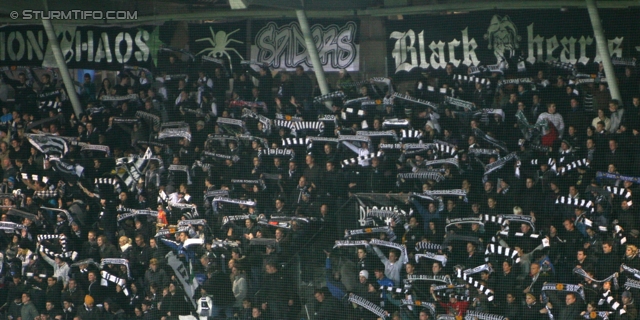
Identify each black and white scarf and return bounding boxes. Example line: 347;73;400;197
49;157;84;178
406;274;452;284
100;270;130;296
292;121;325;136
605;186;632;200
168;165;192;185
159;127;191;142
483;152;518;176
345;227;396;242
370;239;408;264
484;244;521;264
415;242;443;252
497;77;534;88
333;240;369;249
101;94;138;101
415;252;448;266
400;129;422;141
463;264;494;275
380;285;410;294
101;258;131;279
453;74;492;88
444;96;475;111
621;264;640;280
423;158;460;168
469;148;500;157
0;221;25;232
203;151;241;163
135;111;161;128
574;267;618;287
391;92;438;111
473;128;509;153
348;294;388;319
382;118;410;129
313;91;345;104
397;172;445;183
455;268;494;301
178;219;207;227
221;215;251;226
480;215;505;225
555;197;594;213
258;148;295;161
558;159;589;174
117;209;158;222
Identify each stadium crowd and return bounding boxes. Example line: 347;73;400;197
0;51;638;320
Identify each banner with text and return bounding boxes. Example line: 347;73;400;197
251;19;360;72
387;9;640;79
0;24;170;70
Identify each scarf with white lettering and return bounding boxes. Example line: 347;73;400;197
333;240;369;249
415;252;448;266
406;274;452;284
465;311;506;320
541;283;585;300
345;227;397;242
463;264;493;275
596;171;640;184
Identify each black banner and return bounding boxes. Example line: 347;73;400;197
387;9;640;80
0;24;170;70
251;19;360;72
338;193;411;231
188;22;247;74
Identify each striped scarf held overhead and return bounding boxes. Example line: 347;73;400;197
400;129;422;141
341;151;384;167
463;264;493;275
415;242;443;252
555;197;594;212
605;186;632;199
453;74;492;88
558;158;589;174
455;268;494;301
379;285;410;294
292;121;324;136
397;171;445;183
600;290;626;318
415;252;448;266
345;226;396;242
464;311;506;320
484;244;521;264
281;137;310;148
370;239;408;264
406;274;452;284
